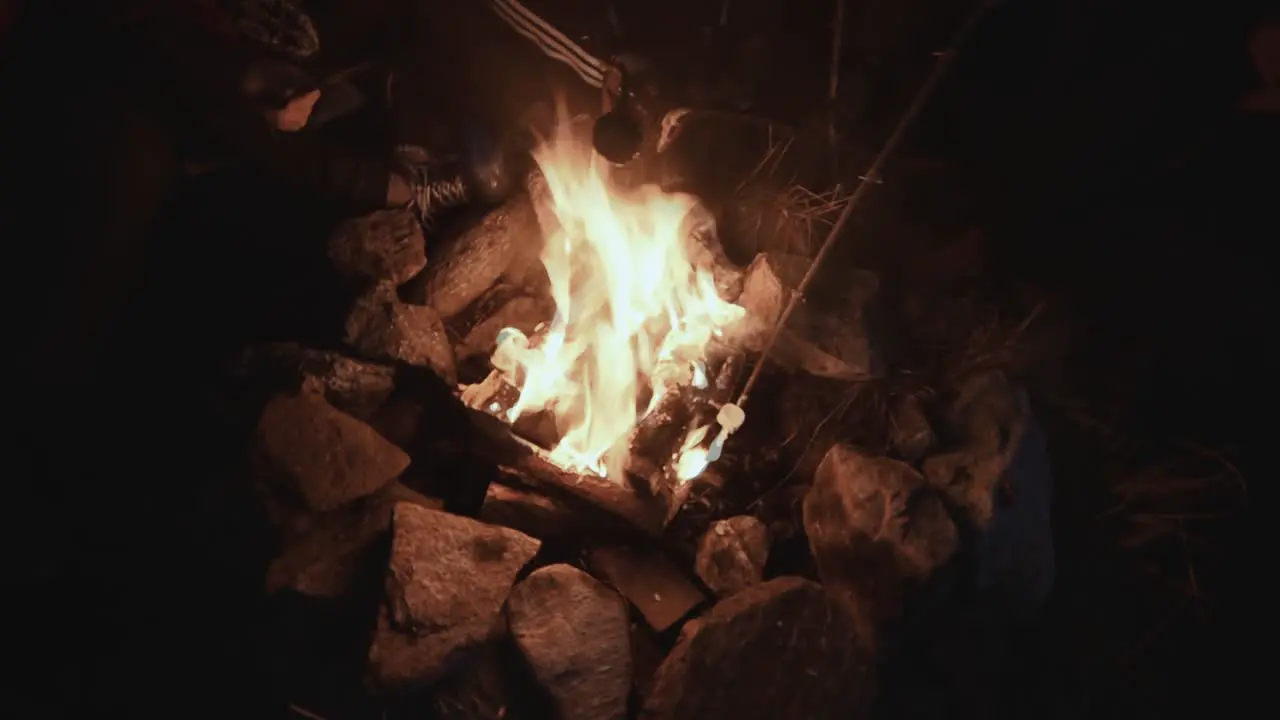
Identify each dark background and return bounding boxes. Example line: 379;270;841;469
4;0;1263;717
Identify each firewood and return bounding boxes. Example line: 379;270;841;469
496;442;668;539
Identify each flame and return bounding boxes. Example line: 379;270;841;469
492;114;744;482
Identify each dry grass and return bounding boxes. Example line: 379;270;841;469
720;125;852;259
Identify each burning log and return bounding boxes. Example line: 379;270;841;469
496;446;669;539
478;482;577;542
626;388;694;487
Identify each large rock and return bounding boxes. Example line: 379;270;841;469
421;193;542;320
694;515;770;597
921;371;1054;619
507;564;632;720
642;577;875;720
328;209;427;286
254;392;409;512
265;483;443;598
803;445;958;627
290;345;397;420
345;284;457;384
367;503;540;690
588;547;706;632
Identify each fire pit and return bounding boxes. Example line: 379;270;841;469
232;107;1053;720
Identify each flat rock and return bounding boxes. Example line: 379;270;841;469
589;547;705;632
508;564;632;720
328;208;427;286
642;576;875;720
345;284;457;384
255;392;409;512
803;445;958;627
694;515;770;597
367;503;540;690
265;483;443;598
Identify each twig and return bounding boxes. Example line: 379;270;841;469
828;0;846;103
747;385;860;510
734;0;1004;410
288;704;330;720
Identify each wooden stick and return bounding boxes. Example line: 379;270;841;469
735;0;1003;409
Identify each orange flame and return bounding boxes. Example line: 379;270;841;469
492;115;744;482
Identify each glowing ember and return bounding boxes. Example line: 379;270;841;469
491;114;745;483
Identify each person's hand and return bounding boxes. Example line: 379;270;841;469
267;89;321;132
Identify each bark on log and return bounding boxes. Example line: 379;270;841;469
461;404;668;539
628;389;693;473
497;450;668;539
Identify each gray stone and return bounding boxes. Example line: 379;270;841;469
367;503;540;690
803;445;958;626
254;392;409;512
508;564;632;720
345;284;457;384
265;483;442;598
694;515;770;596
642;577;875;720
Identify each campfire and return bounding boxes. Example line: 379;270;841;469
236;106;1053;720
461;115;746;491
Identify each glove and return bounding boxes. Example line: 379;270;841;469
394;130;528;228
393;145;470;229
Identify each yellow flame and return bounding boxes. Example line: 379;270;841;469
493;113;744;482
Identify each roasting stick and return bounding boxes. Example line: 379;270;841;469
726;0;1001;424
